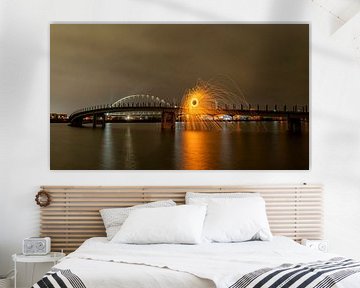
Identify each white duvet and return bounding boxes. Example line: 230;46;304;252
53;237;360;288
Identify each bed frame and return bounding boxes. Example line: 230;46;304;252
39;184;323;253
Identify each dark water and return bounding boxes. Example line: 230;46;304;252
50;122;309;170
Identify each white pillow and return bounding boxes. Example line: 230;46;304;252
202;197;272;243
111;205;207;244
100;200;176;240
186;192;259;204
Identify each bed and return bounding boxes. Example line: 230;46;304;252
33;185;360;288
33;236;360;288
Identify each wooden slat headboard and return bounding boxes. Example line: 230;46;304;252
39;185;323;253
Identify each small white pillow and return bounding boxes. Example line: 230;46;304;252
186;192;259;205
100;200;176;240
111;205;207;244
202;197;272;243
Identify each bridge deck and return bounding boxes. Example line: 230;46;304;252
69;105;308;123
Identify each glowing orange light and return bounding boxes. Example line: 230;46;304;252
180;77;248;130
190;98;198;108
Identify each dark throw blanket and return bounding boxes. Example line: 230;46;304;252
32;268;86;288
230;257;360;288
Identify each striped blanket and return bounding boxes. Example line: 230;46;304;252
33;258;360;288
32;268;86;288
230;258;360;288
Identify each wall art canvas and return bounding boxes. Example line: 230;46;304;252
50;24;309;170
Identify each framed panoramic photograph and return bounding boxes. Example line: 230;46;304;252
50;24;309;170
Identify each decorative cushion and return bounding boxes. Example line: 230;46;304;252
100;200;176;240
111;205;207;244
201;197;272;243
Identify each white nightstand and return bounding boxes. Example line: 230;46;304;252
301;239;328;252
12;252;65;288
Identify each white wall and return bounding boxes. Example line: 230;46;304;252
1;0;360;286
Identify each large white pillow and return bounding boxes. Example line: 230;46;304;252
111;205;207;244
186;192;259;204
100;200;176;240
202;197;272;243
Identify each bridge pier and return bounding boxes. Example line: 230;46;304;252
287;117;302;133
70;118;83;127
92;114;97;128
101;114;106;128
161;111;176;130
92;113;106;128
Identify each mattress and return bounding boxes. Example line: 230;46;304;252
35;236;360;288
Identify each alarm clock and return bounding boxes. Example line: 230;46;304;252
23;237;51;255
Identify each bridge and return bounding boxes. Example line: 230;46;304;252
68;94;309;132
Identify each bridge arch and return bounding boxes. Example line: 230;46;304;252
111;94;171;107
68;94;176;128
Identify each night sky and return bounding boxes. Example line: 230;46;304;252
51;24;309;114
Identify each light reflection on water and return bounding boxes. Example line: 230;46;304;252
50;122;309;170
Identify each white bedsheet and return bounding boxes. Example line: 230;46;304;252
54;237;360;288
